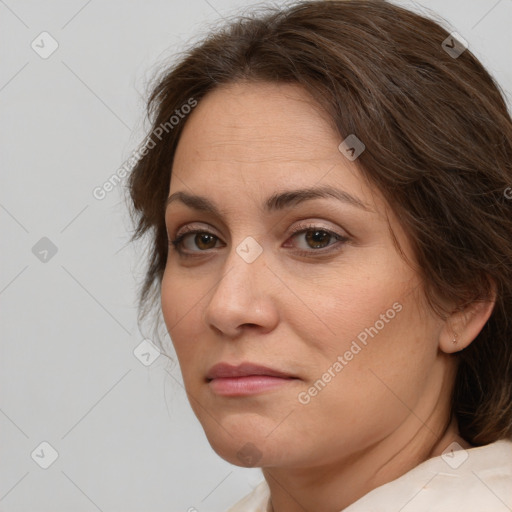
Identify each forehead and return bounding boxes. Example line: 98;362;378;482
171;81;391;221
171;82;381;209
173;81;345;169
170;82;402;229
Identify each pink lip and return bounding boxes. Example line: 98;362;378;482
206;362;299;396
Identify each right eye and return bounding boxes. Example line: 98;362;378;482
170;229;223;255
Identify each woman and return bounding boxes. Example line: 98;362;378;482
127;1;512;510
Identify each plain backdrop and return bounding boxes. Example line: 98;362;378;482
1;0;511;511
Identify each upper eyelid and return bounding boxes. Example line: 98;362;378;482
171;222;346;243
172;223;220;239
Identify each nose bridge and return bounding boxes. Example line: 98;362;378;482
213;234;266;302
203;234;276;334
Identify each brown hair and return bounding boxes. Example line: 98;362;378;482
127;0;512;445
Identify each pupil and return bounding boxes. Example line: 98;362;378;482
196;234;215;249
306;230;330;248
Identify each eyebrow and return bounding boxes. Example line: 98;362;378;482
165;185;373;215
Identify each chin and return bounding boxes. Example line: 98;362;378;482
202;418;307;470
203;429;265;467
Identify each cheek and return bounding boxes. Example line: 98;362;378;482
288;302;438;459
301;287;437;414
291;271;435;406
286;263;413;359
160;263;207;324
160;274;181;330
160;270;206;362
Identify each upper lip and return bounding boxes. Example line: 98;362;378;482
206;362;297;381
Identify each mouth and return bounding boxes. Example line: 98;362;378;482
206;362;300;396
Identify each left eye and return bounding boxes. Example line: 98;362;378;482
287;227;347;251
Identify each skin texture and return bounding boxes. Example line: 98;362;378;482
161;81;495;512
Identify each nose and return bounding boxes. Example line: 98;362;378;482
203;241;279;338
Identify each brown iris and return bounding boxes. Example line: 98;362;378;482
305;229;331;249
194;233;217;250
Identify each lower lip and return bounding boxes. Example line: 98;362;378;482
208;376;297;396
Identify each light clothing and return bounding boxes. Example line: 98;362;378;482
226;439;512;511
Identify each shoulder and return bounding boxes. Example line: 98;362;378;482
224;480;270;512
344;439;512;512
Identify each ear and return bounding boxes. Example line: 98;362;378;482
439;281;497;354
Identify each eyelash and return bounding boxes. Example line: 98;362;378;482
168;223;349;258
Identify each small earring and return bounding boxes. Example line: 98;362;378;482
452;333;458;344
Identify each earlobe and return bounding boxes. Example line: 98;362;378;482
439;287;496;354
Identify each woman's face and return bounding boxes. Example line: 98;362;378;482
162;81;449;468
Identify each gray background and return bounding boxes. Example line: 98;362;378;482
1;0;511;511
